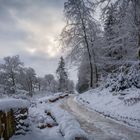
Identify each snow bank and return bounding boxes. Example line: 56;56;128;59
46;104;89;140
0;98;30;111
76;88;140;129
29;102;57;129
29;93;89;140
26;96;64;140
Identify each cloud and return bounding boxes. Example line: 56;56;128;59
0;0;66;76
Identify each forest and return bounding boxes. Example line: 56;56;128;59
0;0;140;140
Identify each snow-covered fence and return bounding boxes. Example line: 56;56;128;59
0;98;30;140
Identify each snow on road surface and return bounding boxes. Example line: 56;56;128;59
62;95;140;140
76;88;140;129
47;101;89;140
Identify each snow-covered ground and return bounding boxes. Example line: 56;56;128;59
7;92;88;140
65;95;140;140
76;88;140;129
8;94;64;140
25;95;64;140
1;88;140;140
0;98;30;111
46;101;89;140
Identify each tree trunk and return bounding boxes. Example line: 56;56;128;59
87;44;94;87
82;28;93;87
81;18;94;88
74;1;98;88
11;72;16;94
38;83;41;91
133;0;140;58
91;47;98;86
138;33;140;59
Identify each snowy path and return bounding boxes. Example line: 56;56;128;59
61;95;140;140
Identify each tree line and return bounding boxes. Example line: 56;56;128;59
0;55;74;96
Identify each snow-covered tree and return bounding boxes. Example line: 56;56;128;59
36;77;42;91
99;0;140;58
99;0;139;79
0;70;7;94
76;53;90;93
105;63;140;92
18;67;36;96
23;67;36;96
41;74;58;93
56;57;69;92
61;0;99;88
104;4;118;43
0;55;23;94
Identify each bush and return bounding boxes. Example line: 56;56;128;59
105;63;140;92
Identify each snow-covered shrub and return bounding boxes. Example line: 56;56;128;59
127;63;140;88
105;63;140;92
14;108;29;135
124;97;140;106
124;93;140;106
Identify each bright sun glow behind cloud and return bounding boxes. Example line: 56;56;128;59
12;11;64;58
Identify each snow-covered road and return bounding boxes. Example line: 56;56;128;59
61;95;140;140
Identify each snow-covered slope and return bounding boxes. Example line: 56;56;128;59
76;88;140;129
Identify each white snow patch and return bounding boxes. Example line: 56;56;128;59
0;98;30;111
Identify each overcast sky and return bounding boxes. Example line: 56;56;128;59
0;0;69;77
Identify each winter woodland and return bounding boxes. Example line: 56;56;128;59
0;0;140;140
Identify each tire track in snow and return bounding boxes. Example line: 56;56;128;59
61;95;140;140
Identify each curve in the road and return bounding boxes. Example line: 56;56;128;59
61;95;140;140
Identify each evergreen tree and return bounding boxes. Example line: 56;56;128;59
56;57;68;92
104;4;118;45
